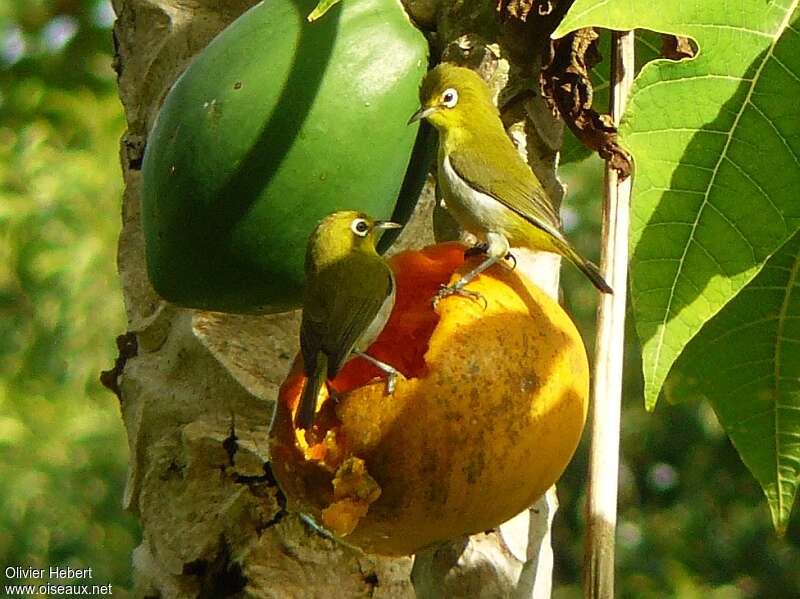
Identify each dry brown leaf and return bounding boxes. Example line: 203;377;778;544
495;0;555;21
540;27;632;178
660;34;697;60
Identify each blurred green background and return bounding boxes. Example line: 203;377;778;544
0;1;798;598
0;0;138;593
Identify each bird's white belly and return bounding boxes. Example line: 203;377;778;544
354;281;395;352
439;154;508;239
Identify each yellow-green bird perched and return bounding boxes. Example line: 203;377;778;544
409;64;612;300
297;211;401;430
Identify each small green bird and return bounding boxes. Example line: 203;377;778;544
409;64;612;300
297;211;401;430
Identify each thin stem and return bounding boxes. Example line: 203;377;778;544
583;30;634;599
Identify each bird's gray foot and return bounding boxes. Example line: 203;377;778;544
504;252;517;271
432;283;487;310
353;352;399;395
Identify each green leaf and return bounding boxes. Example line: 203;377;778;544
555;1;800;409
308;0;341;21
669;232;800;533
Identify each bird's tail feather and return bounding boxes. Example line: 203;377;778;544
512;206;613;294
560;241;613;294
297;352;328;429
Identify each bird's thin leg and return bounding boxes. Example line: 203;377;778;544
452;255;500;289
353;351;398;394
434;233;509;308
466;242;515;271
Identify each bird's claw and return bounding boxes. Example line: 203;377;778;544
504;252;517;271
432;284;487;310
385;371;397;395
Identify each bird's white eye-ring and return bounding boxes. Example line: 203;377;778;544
351;218;370;237
441;88;459;108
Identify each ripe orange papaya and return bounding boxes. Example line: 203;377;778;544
270;243;590;555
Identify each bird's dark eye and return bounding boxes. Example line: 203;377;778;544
441;88;459;108
351;218;370;236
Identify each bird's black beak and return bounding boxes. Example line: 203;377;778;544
407;105;437;125
374;220;402;230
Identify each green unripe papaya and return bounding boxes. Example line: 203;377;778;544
141;0;430;313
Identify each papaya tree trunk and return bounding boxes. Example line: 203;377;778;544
110;0;569;596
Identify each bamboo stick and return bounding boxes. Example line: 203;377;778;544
583;29;635;599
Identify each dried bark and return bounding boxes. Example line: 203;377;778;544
111;0;572;596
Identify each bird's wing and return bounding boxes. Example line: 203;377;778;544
305;256;393;378
448;137;614;294
300;288;328;377
448;140;564;235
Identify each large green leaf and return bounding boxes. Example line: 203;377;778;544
669;232;800;533
555;1;800;409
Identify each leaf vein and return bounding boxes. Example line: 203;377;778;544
650;157;715;172
772;234;800;524
728;407;775;430
722;156;784;221
632;127;729;135
748;100;800;171
705;195;757;259
724;373;775;396
652;187;705;195
643;222;696;228
649;0;799;399
769;53;800;85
